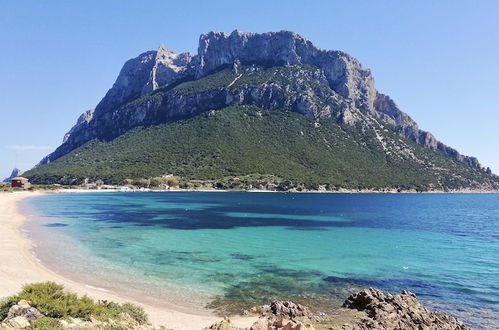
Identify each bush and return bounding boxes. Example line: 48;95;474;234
17;282;97;319
27;317;63;329
98;301;148;325
0;295;18;320
0;282;148;325
132;179;150;188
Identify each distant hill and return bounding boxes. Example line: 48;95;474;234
3;168;22;182
24;31;499;191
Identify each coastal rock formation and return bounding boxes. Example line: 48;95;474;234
38;30;480;169
207;317;316;330
239;290;471;330
250;318;315;330
342;288;471;329
255;300;329;323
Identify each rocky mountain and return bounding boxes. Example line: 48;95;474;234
25;30;498;190
3;168;22;182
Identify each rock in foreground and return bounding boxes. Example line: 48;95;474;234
1;300;43;329
211;289;471;330
342;288;470;329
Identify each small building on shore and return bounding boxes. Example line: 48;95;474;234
11;177;31;189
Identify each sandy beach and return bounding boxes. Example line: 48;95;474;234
0;191;258;329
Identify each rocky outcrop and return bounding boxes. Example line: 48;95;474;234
141;45;194;96
0;300;43;329
207;316;316;330
196;31;376;114
227;290;471;330
250;318;315;330
342;288;470;330
37;30;483;170
94;50;157;115
257;300;329;323
2;168;22;183
63;109;95;143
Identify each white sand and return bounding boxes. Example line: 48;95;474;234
0;191;258;329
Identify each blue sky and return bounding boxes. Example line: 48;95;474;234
1;0;498;178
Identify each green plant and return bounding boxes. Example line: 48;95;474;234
96;300;148;325
118;303;148;325
27;317;63;330
0;282;149;325
17;282;97;319
0;295;18;320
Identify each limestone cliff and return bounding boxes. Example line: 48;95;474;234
38;30;482;170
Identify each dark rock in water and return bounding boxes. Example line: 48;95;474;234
2;168;22;182
44;222;69;227
342;287;470;329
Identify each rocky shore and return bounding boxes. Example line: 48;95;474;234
208;288;470;330
207;288;470;330
2;287;469;329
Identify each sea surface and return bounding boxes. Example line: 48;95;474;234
23;192;499;328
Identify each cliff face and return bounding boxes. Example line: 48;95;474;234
39;30;480;169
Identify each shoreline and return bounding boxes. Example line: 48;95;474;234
0;191;258;329
33;186;499;194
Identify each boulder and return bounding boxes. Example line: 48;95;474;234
249;317;315;330
208;317;240;330
1;316;31;329
254;300;327;323
0;300;43;329
343;288;471;330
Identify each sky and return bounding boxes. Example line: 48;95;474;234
1;0;498;178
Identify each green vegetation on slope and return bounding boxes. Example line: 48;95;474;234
0;282;148;325
24;105;497;191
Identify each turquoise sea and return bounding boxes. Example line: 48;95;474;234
23;192;499;328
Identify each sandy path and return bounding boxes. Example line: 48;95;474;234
0;191;257;329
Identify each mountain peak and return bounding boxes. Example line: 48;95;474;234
3;168;23;183
29;30;495;190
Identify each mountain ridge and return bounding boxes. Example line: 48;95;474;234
26;30;497;190
40;30;479;168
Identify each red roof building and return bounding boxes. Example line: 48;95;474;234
11;177;31;189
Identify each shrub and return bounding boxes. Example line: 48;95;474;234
119;302;148;324
27;317;63;330
0;282;149;324
17;282;97;319
0;295;18;320
165;176;179;187
149;177;162;187
132;179;150;188
97;301;148;325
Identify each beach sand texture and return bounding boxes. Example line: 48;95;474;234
0;191;258;329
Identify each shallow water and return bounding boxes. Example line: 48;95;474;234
23;192;499;328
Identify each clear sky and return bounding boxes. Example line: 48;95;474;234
1;0;498;178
